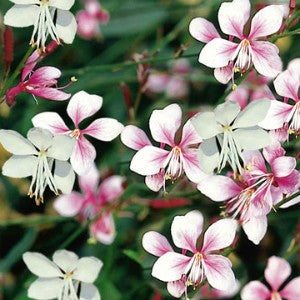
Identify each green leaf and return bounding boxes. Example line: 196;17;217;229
123;249;142;265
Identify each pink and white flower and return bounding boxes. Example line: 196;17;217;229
121;104;205;191
241;256;300;300
32;90;124;175
77;0;109;40
6;50;71;106
189;0;284;83
54;164;125;244
259;58;300;136
143;211;237;298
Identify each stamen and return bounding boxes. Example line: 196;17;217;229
165;146;183;182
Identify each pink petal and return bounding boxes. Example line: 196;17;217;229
149;104;182;146
167;280;185;298
53;192;84;216
274;69;299;101
181;148;207;184
242;216;267;245
251;41;282;78
251;85;276;102
146;73;170;93
29;87;71;101
67;91;102;127
171;210;204;253
121;125;151;151
98;175;124;203
227;85;249;109
82;118;123;141
241;281;270;300
78;163;100;194
142;231;173;257
199;38;238;68
76;11;99;40
202;219;237;253
71;137;96;175
272;156;296;178
198;175;242;202
22;51;40;81
189;17;220;43
145;172;165;192
130;146;169;176
28;67;61;85
180;120;202;147
214;64;233;84
152;252;191;282
280;277;300;300
265;256;291;291
262;142;285;165
259;100;293;130
218;0;250;39
32;112;70;134
203;254;235;291
90;213;115;245
243;150;268;175
249;5;284;40
276;171;300;195
165;76;189;99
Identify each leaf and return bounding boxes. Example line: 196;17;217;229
123;249;143;265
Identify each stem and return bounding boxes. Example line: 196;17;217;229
267;28;300;43
274;191;300;209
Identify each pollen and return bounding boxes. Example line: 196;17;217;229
70;129;81;139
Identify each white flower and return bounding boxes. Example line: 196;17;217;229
0;127;75;205
4;0;77;50
191;100;271;174
23;250;102;300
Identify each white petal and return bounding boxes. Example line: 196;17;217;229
0;130;37;155
27;128;53;151
28;278;63;300
54;161;75;194
80;283;101;300
197;138;219;174
214;101;240;126
56;10;77;44
52;249;78;273
2;155;37;178
48;135;75;161
49;0;75;10
23;252;62;277
243;217;268;245
4;4;39;27
74;257;103;283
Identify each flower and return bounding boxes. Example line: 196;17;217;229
23;249;102;300
189;0;284;83
54;164;125;244
4;0;77;51
5;50;71;106
259;58;300;136
144;211;237;298
77;0;109;40
194;281;240;299
191;100;271;174
121;104;205;191
32;90;124;175
241;256;300;300
0;127;75;205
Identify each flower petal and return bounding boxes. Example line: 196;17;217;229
74;257;103;283
142;231;173;257
99;176;124;203
121;125;152;151
171;210;204;253
197;138;220;174
167;280;185;298
274;69;299;100
280;277;300;300
152;252;191;282
28;278;63;300
56;10;77;44
280;195;300;209
52;250;78;273
70;137;96;175
214;65;233;84
54;161;75;194
0;129;37;155
180;120;202;147
272;156;296;178
249;5;284;39
203;254;235;291
149;104;182;146
242;216;267;245
29;87;71;101
32;112;70;134
78;163;100;194
4;4;39;27
27;127;53;150
189;17;220;43
233;99;271;128
202;219;237;253
48;135;75;160
199;38;238;68
130;146;169;176
22;51;40;81
53;192;83;216
23;252;62;277
198;175;242;202
218;0;250;39
28;67;61;85
251;41;282;78
145;172;165;192
82;118;123;141
80;283;101;300
67;91;102;127
241;281;270;300
2;155;37;178
214;101;241;126
49;0;75;10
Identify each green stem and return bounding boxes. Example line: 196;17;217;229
267;28;300;43
274;191;300;210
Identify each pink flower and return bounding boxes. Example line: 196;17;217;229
77;0;109;40
6;51;70;106
259;58;300;136
32;90;124;175
143;210;237;298
194;281;240;299
121;104;205;191
54;164;125;244
241;256;300;300
189;0;284;83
